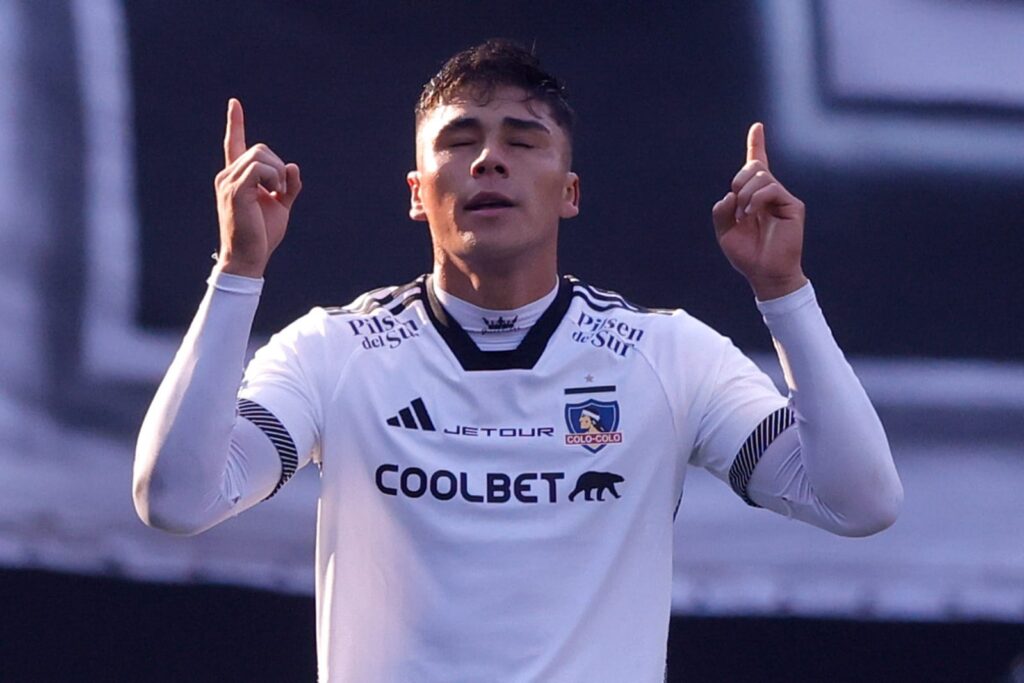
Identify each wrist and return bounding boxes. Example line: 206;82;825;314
217;250;267;278
750;272;808;301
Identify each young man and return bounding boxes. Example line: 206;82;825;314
134;40;903;681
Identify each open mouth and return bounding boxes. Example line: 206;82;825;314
464;192;516;212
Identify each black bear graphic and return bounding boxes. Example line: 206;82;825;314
568;471;624;502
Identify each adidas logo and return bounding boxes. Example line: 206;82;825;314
385;397;436;431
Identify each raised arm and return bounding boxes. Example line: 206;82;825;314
711;123;903;536
133;100;304;534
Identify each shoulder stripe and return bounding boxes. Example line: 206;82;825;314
325;278;425;316
575;282;638;308
566;276;673;315
347;280;421;314
388;291;421;316
728;407;796;507
237;398;299;500
580;290;642;312
573;291;641;314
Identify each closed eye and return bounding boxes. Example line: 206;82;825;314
509;141;534;149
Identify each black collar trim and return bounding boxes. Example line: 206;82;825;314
423;275;574;371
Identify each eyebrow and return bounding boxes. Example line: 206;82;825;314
435;116;552;139
502;117;551;135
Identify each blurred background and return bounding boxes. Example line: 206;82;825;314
1;0;1022;680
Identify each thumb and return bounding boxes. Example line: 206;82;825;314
712;191;738;238
746;122;768;166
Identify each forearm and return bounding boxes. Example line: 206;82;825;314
133;268;278;534
748;282;903;536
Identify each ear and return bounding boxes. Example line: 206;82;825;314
407;171;427;222
559;172;581;219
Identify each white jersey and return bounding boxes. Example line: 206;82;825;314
238;274;790;682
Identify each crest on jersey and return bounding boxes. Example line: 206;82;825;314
564;399;623;453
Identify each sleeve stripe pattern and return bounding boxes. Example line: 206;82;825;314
237;398;299;500
728;407;795;507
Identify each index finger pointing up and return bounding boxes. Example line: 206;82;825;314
224;98;247;166
746;121;768;166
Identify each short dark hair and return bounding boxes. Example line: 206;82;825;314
416;39;575;138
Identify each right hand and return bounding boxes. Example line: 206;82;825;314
215;98;302;277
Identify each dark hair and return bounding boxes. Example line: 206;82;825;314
416;39;575;138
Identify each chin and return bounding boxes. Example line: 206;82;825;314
443;231;515;261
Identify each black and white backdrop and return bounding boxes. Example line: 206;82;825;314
1;0;1022;679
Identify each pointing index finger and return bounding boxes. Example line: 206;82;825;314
746;121;768;167
224;98;246;166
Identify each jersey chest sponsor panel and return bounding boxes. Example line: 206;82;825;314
324;303;686;524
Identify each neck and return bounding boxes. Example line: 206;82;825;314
432;251;558;310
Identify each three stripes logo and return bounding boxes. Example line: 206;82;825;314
386;397;436;431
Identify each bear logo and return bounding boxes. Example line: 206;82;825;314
568;471;624;502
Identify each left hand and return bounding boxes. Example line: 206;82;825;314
712;123;808;300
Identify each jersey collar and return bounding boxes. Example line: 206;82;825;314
422;274;574;371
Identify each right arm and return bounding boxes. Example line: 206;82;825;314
132;99;303;534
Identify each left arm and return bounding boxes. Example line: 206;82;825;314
746;282;902;536
712;123;903;536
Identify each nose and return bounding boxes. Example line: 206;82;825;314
471;148;508;178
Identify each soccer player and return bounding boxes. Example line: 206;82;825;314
134;40;903;681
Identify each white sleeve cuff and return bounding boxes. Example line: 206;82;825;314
207;265;265;296
754;279;816;317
